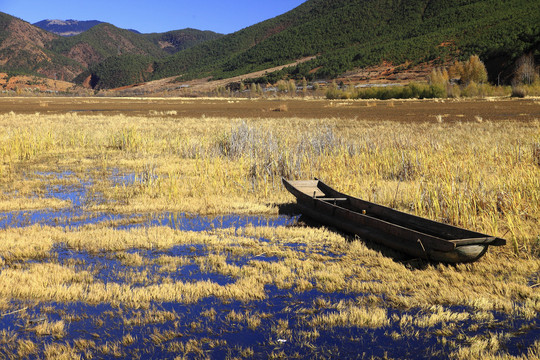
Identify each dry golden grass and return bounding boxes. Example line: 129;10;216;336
56;225;231;253
226;309;263;330
1;110;538;255
0;99;538;359
395;305;484;329
149;327;178;345
97;341;123;357
31;319;66;338
272;318;292;340
170;338;205;357
155;254;192;269
73;338;96;352
122;334;136;346
310;305;389;329
123;307;178;326
0;223;537;317
0;197;69;211
17;339;38;357
201;307;217;321
450;338;540;360
43;342;81;360
115;251;145;266
0;225;55;262
0;261;267;307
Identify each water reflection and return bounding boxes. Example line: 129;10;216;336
0;171;298;230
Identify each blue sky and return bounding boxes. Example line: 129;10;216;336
1;0;307;34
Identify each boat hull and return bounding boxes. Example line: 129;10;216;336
283;179;505;263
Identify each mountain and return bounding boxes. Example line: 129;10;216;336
2;0;539;91
0;13;160;80
147;0;540;83
33;19;104;36
0;12;83;80
71;28;224;89
0;12;221;84
34;19;143;36
78;0;540;89
144;29;223;54
47;24;222;69
47;23;167;68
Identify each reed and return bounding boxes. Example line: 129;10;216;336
73;339;96;352
97;341;123;357
0;222;537;318
123;308;178;326
150;328;178;345
272;319;292;340
226;310;263;330
32;319;66;338
1;110;538;256
0;99;538;359
116;251;145;266
310;305;389;329
171;339;204;357
17;339;38;358
0;225;56;262
0;197;69;211
43;342;81;360
397;305;474;329
122;334;136;346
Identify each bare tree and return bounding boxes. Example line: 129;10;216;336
514;53;536;85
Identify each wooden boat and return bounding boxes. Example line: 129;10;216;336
282;178;506;263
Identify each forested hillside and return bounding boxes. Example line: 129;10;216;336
150;0;539;83
0;12;222;85
0;12;84;80
144;29;223;54
47;23;167;67
2;0;539;90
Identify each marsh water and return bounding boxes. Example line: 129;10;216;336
0;171;537;359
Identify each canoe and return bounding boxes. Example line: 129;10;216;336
282;178;506;263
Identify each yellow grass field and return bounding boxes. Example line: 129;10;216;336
0;96;538;359
1;97;538;253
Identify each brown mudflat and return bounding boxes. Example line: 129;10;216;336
0;97;539;122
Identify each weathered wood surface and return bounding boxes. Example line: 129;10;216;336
282;178;506;263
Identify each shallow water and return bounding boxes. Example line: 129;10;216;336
3;294;537;359
0;171;537;359
0;207;296;232
1;170;298;231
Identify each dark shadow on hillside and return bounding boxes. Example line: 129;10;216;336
277;202;429;270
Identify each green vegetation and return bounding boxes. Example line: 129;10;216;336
0;12;11;44
327;83;447;100
2;0;539;89
74;0;540;89
49;25;222;65
0;51;84;82
0;12;221;88
48;23;166;62
74;54;155;89
71;28;224;88
327;55;540;100
143;29;223;54
149;0;540;83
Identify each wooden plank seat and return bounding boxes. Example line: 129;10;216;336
317;197;348;202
